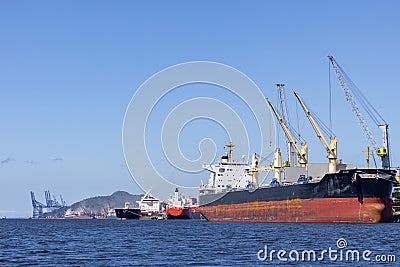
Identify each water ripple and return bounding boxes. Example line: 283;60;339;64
0;220;398;266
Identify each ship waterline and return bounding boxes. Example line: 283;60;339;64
200;197;392;223
199;169;394;223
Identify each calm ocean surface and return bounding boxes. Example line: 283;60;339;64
0;219;398;266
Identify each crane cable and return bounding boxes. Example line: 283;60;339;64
330;58;380;168
329;60;333;134
335;62;386;126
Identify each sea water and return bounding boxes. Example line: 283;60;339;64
0;219;398;266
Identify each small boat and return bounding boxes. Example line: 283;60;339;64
64;208;94;219
106;208;117;219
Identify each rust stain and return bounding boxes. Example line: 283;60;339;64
200;197;391;223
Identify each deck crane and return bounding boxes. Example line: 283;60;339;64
248;99;308;185
276;84;296;167
328;55;390;169
267;98;308;168
293;90;337;173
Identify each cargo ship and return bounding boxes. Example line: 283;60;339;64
115;202;141;220
199;57;397;223
137;193;163;217
199;144;395;223
166;188;200;219
115;193;165;220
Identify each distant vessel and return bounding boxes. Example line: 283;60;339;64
166;188;200;219
115;202;141;220
64;209;92;219
106;208;117;219
137;193;162;217
115;194;164;220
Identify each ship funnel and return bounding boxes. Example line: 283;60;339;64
174;188;179;202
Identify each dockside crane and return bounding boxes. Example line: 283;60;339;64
266;98;308;168
293;90;337;173
60;195;67;207
45;190;54;207
31;190;68;218
30;191;45;218
328;55;390;169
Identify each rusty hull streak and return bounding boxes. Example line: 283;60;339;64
200;198;392;223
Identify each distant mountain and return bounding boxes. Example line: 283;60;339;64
69;191;143;213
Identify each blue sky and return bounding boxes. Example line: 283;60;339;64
1;1;399;217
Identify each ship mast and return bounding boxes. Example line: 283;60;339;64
293;90;337;173
365;146;370;168
276;84;296;167
225;142;234;163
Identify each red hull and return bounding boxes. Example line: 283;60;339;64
166;207;191;219
199;198;392;223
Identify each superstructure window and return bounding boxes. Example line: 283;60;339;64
219;168;225;173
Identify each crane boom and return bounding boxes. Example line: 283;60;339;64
328;55;377;148
293;90;337;173
267;98;308;167
293;90;329;148
277;84;289;126
328;55;390;169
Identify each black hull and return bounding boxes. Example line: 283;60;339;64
115;208;141;220
200;169;393;205
199;169;395;223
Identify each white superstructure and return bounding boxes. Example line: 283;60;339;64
167;188;193;208
200;143;253;195
137;194;161;215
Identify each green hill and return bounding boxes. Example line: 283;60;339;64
69;191;143;213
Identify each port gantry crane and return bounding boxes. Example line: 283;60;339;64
293;90;338;174
328;55;390;169
30;191;46;218
30;190;67;218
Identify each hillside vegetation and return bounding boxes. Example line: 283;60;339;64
69;191;143;213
